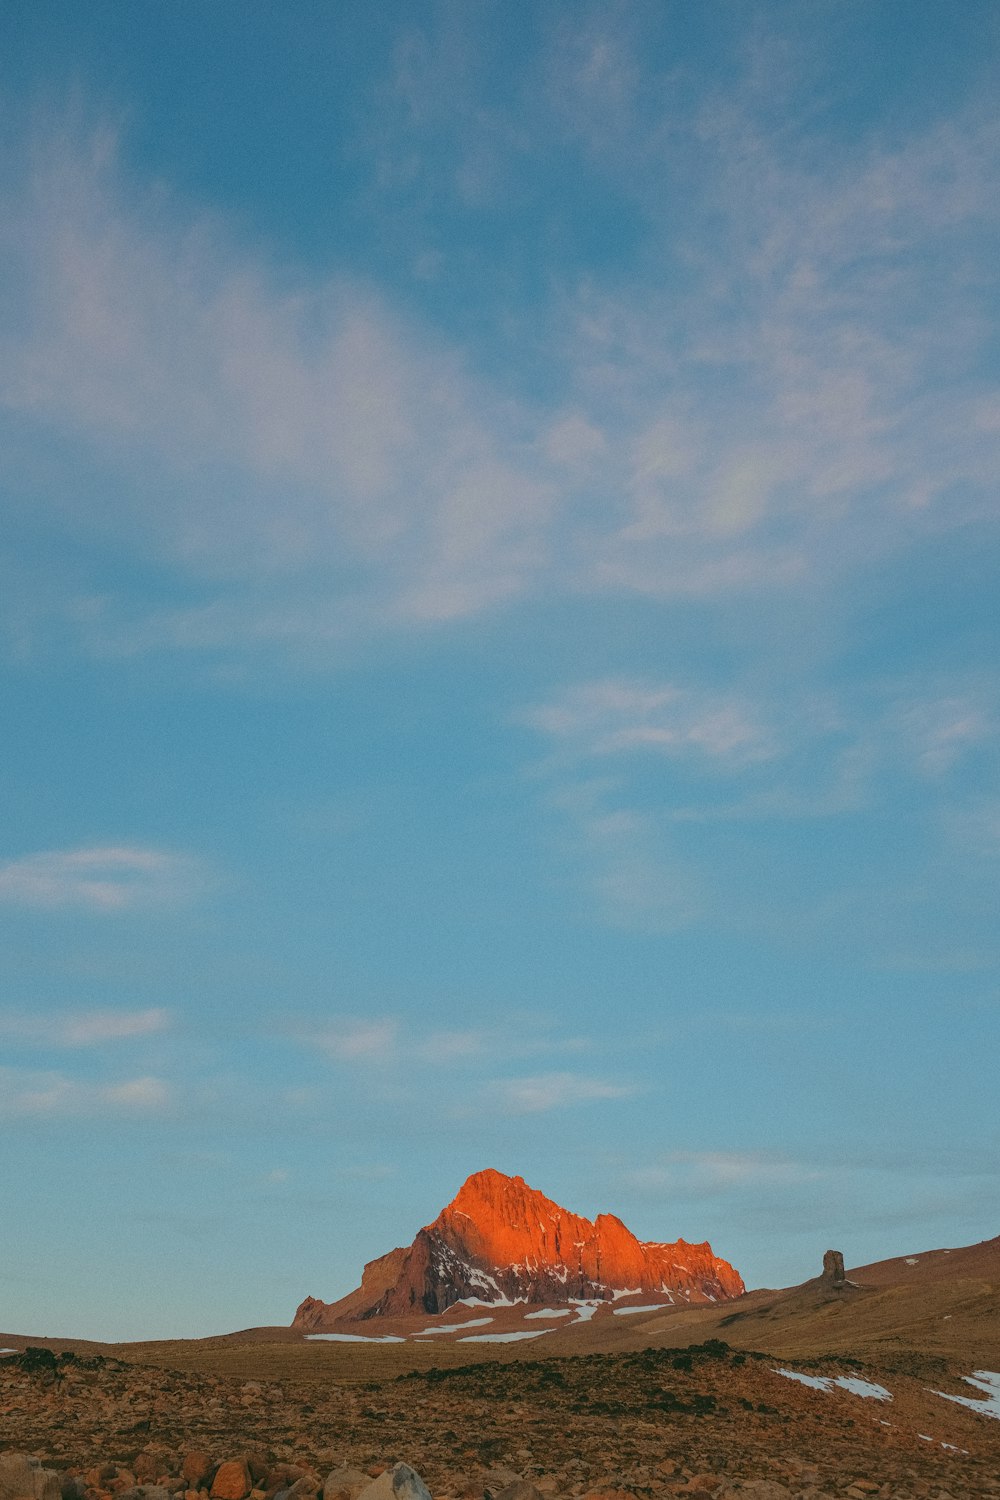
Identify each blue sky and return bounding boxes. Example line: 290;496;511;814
1;0;998;1340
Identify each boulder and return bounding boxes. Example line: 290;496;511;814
354;1468;431;1500
181;1457;214;1489
210;1465;251;1500
322;1471;370;1500
0;1456;62;1500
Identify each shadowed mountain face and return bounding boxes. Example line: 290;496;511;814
292;1168;744;1327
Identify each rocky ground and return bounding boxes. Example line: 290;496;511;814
2;1343;999;1500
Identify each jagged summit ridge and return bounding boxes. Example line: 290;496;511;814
292;1167;744;1328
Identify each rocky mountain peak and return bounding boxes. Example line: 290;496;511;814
293;1169;744;1329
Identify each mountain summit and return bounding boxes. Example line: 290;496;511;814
293;1168;744;1327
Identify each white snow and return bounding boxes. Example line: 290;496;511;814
456;1293;523;1308
305;1333;405;1343
774;1369;830;1392
773;1369;892;1401
905;1257;919;1265
0;1349;18;1357
611;1287;641;1299
613;1303;671;1316
414;1318;494;1335
832;1377;893;1401
524;1308;572;1319
569;1301;600;1322
459;1329;554;1343
932;1370;1000;1421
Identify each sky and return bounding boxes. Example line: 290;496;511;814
1;0;998;1341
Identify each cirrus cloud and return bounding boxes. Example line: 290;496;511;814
0;1066;173;1118
0;846;205;911
0;1007;172;1046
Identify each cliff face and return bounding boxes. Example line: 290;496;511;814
292;1169;744;1327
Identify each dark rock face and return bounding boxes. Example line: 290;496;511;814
821;1249;846;1286
293;1168;744;1327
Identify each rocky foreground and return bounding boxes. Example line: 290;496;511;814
2;1344;998;1500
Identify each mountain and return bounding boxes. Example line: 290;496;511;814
292;1167;744;1328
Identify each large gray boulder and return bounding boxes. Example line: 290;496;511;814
0;1455;62;1500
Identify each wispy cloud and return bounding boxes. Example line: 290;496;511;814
0;60;996;666
0;1067;173;1118
626;1151;820;1198
1;121;560;653
0;1007;172;1046
0;846;204;911
524;678;778;765
485;1071;636;1114
293;1016;592;1067
308;1018;399;1063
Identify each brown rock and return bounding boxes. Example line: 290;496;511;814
182;1460;214;1490
323;1477;370;1500
0;1455;62;1500
821;1249;845;1286
210;1464;251;1500
491;1486;543;1500
718;1485;791;1499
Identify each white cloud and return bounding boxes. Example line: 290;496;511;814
309;1018;399;1063
487;1071;635;1114
0;1067;173;1118
0;122;561;650
0;1007;172;1046
893;693;997;776
0;71;995;666
627;1151;820;1197
0;846;203;911
525;678;777;765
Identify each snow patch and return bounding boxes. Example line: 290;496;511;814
0;1349;18;1357
306;1333;405;1343
834;1377;893;1401
524;1308;572;1319
611;1287;641;1299
570;1301;600;1322
459;1329;554;1343
773;1369;891;1401
905;1257;919;1265
932;1370;1000;1421
613;1303;672;1316
414;1318;493;1335
456;1293;524;1308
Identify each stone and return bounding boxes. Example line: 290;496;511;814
355;1468;432;1500
821;1249;845;1286
182;1459;213;1489
0;1457;62;1500
718;1485;791;1499
322;1470;370;1500
210;1465;251;1500
491;1486;544;1500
